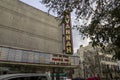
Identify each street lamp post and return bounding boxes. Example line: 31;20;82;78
82;61;86;79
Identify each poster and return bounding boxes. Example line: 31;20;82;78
15;49;23;62
44;54;51;64
39;53;45;63
34;52;39;63
0;47;9;60
22;51;29;62
28;52;34;63
0;47;2;60
8;49;16;61
70;56;75;65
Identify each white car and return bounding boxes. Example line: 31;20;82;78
0;73;51;80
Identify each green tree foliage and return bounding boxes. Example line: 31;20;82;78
41;0;120;59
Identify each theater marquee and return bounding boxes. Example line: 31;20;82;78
0;47;79;66
63;10;73;54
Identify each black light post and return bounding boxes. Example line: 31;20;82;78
82;61;86;79
51;68;55;80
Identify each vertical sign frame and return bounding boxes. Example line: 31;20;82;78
63;10;73;54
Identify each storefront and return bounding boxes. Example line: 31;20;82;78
0;46;79;79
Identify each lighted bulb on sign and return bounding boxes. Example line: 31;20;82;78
64;10;73;54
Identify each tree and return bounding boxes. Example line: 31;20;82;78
41;0;120;59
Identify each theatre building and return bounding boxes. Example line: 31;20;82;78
0;0;79;79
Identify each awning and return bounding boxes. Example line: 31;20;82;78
0;61;77;68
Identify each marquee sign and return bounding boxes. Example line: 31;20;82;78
51;54;70;65
63;10;73;54
0;47;79;66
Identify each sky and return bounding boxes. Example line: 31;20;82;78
20;0;90;53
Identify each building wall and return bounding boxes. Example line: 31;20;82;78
77;44;120;79
0;0;62;54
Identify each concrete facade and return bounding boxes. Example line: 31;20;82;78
0;0;62;54
77;44;120;79
0;1;80;79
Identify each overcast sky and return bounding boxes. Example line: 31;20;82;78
20;0;90;53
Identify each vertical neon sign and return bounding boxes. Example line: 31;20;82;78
63;10;73;54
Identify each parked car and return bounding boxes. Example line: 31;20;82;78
0;73;51;80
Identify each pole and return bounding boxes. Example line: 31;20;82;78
52;68;55;80
96;49;102;80
83;61;86;79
